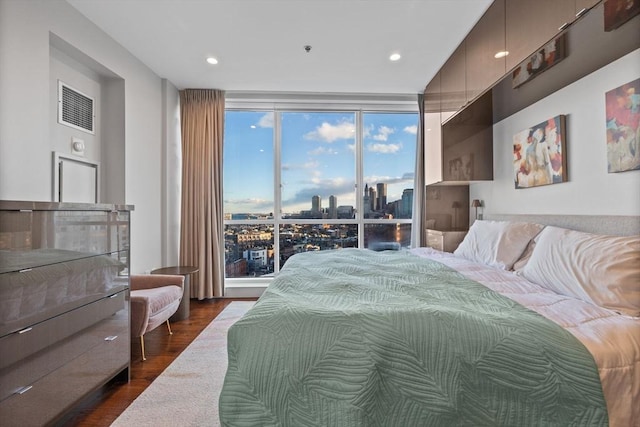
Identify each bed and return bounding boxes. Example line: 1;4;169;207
219;216;640;427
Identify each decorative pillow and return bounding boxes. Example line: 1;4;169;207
512;240;536;271
453;220;545;270
520;226;640;316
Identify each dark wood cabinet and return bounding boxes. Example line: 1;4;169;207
505;0;576;71
575;0;600;15
441;91;494;182
425;184;470;232
440;42;466;112
465;0;506;102
424;71;441;114
0;201;133;426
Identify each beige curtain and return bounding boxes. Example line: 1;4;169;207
179;89;225;298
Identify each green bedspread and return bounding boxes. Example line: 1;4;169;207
219;248;608;426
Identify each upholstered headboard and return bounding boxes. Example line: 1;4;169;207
484;214;640;237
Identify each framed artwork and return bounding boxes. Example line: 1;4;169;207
512;34;567;89
606;78;640;173
604;0;640;31
513;115;567;189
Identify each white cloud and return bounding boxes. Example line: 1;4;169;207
282;161;320;171
367;142;402;154
225;198;273;210
363;124;374;138
304;121;355;143
373;126;395;141
256;112;274;128
309;146;338;156
403;125;418;135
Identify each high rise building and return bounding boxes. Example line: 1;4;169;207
376;183;387;211
329;195;337;219
363;185;371;217
369;186;376;211
312;195;321;213
401;188;413;218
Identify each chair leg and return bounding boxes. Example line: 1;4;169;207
140;336;146;361
166;319;173;335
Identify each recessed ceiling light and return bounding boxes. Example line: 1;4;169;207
494;51;509;59
206;57;219;65
389;53;401;62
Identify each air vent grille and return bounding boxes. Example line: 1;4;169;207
58;82;95;134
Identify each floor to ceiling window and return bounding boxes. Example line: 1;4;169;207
223;99;418;281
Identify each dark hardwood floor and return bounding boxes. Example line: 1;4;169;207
59;298;254;427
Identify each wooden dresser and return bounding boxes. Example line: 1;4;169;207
0;201;133;426
425;229;467;253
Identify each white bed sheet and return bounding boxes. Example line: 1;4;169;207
410;247;640;427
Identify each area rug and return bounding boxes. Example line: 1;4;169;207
111;301;255;427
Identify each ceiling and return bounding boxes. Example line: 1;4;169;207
66;0;492;95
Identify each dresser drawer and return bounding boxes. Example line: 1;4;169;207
0;327;129;426
0;290;128;402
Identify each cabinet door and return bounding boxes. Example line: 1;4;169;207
466;0;506;102
505;0;575;71
424;72;441;114
575;0;599;15
440;42;466;112
424;111;443;185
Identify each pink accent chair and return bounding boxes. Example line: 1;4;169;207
130;274;184;361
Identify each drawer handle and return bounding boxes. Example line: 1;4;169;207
109;294;119;298
558;22;569;31
104;335;118;341
15;385;33;395
19;268;33;273
18;327;33;334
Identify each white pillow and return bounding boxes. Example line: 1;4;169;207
453;220;544;270
520;226;640;317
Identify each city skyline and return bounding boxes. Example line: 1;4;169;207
224;111;418;215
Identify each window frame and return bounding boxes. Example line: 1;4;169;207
224;94;418;286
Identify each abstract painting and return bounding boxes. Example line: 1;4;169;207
513;115;567;189
512;34;567;89
604;0;640;31
606;78;640;172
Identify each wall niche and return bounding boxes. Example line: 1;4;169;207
49;33;125;204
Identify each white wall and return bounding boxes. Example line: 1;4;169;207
0;0;179;274
471;49;640;217
50;46;101;164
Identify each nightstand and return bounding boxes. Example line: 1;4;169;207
426;229;467;252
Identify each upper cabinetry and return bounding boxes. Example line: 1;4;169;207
505;0;576;71
465;0;506;102
426;0;606;117
423;0;639;185
440;44;467;112
576;0;600;12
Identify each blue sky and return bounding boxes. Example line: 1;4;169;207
224;110;417;215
